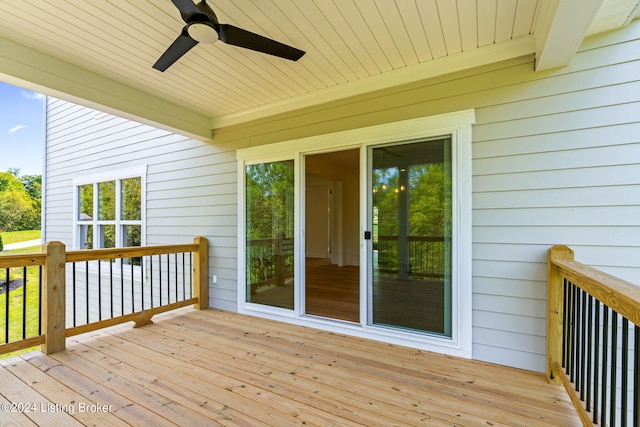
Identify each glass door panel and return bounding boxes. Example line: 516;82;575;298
245;160;295;309
371;138;452;336
304;149;360;322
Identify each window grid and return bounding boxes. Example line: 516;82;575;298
75;171;144;252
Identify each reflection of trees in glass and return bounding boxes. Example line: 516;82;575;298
373;140;451;280
246;162;294;240
77;177;142;255
98;181;116;248
373;168;398;237
101;224;116;249
245;161;294;295
98;181;115;220
79;184;93;219
409;164;448;237
121;178;141;221
122;178;141;256
408;163;451;278
79;185;94;249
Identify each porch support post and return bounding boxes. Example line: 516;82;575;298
193;236;209;310
41;241;66;354
547;245;574;385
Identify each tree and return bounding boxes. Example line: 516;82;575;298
0;171;41;232
0;170;24;192
21;174;42;200
0;189;35;231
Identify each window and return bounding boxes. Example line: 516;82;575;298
245;160;295;309
74;167;146;251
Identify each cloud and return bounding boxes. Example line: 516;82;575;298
20;91;45;100
8;124;26;134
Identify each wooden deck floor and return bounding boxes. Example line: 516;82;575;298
0;308;580;426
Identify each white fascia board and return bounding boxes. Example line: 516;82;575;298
0;35;212;142
213;36;535;129
534;0;605;71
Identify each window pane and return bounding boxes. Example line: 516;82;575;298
245;160;295;310
99;224;116;249
123;225;141;247
371;138;452;336
80;224;93;249
121;177;141;220
98;181;116;221
123;225;142;266
78;184;93;220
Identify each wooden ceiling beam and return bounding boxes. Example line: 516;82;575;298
534;0;605;71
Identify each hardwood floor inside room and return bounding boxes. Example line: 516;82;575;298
303;258;446;333
305;258;359;322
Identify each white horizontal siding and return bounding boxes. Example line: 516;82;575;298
43;20;640;372
44;98;237;310
468;22;640;371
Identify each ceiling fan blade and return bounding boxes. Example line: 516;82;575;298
218;24;305;61
171;0;201;19
153;29;199;72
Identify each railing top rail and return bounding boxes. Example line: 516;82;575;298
1;242;201;267
377;235;445;242
66;243;199;263
551;257;640;325
0;253;47;268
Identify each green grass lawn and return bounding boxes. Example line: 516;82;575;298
1;229;41;246
1;246;41;255
0;244;43;358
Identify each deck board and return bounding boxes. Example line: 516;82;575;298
0;308;580;426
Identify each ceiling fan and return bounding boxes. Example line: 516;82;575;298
153;0;306;72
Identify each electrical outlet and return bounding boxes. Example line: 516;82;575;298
212;274;218;284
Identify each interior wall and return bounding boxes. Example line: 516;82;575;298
342;165;360;266
306;150;360;266
305;178;331;259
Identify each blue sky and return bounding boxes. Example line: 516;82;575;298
0;81;45;176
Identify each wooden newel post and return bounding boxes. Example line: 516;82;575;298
547;245;574;385
42;241;66;354
193;236;209;310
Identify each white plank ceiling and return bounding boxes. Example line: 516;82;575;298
0;0;638;138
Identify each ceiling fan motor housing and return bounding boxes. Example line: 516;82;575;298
187;22;219;43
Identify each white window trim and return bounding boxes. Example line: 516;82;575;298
237;110;474;359
72;165;148;251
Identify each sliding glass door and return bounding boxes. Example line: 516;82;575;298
245;160;295;309
238;111;473;356
370;137;453;336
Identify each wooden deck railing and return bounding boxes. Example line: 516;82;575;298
0;236;208;356
247;237;293;294
375;235;446;279
548;245;640;426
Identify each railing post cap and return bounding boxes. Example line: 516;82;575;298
548;245;574;258
43;241;65;248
